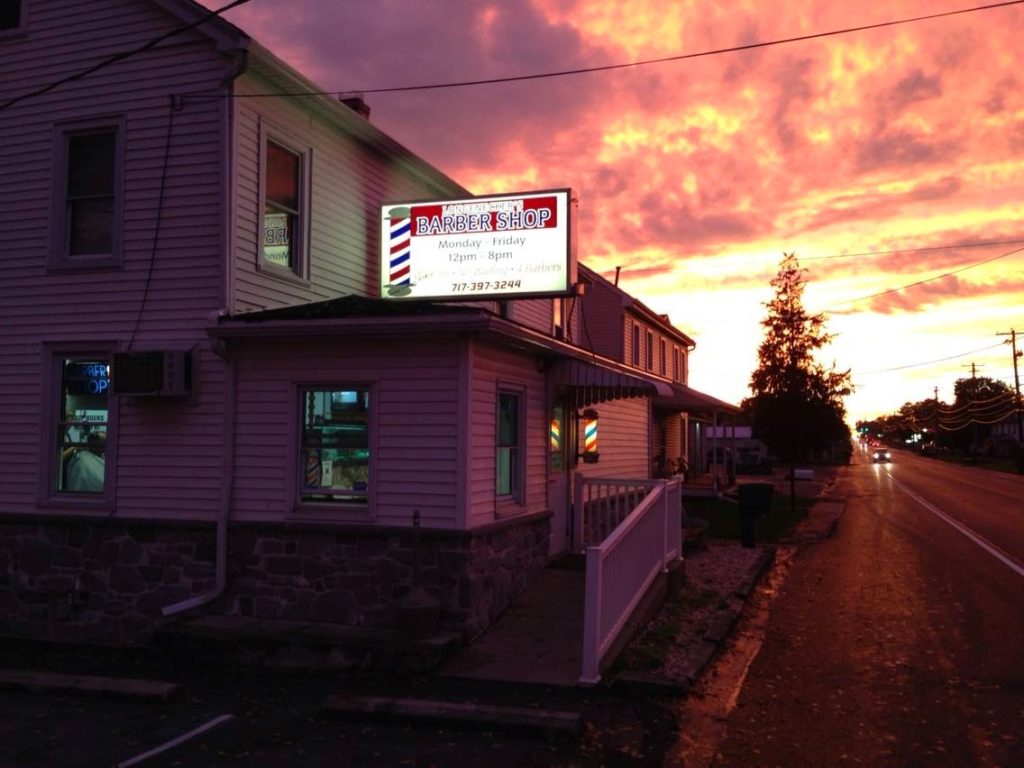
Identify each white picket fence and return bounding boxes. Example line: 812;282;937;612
576;476;682;684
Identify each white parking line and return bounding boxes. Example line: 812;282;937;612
115;713;235;767
888;472;1024;578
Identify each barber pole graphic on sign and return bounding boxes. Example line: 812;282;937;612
385;206;413;297
379;189;575;301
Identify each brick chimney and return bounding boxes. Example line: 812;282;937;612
340;95;371;120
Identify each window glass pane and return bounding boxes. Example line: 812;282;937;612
69;198;114;255
262;207;294;268
68;132;116;198
497;448;513;496
549;403;564;472
57;358;109;493
0;1;21;29
498;393;518;445
497;392;520;498
300;389;370;503
266;141;299;210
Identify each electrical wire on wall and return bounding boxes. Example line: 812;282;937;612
128;94;182;350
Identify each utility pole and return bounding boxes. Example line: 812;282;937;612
962;362;982;462
997;329;1023;473
933;385;940;451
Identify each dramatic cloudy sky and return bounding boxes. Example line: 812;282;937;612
206;0;1024;424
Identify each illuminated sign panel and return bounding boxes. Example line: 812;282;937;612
380;189;574;301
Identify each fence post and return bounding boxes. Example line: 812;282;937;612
573;473;585;552
579;545;603;684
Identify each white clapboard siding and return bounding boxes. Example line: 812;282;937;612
467;341;547;529
0;0;233;520
230;338;462;527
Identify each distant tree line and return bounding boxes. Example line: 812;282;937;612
858;376;1017;456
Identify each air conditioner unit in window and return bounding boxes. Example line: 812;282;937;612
112;350;192;397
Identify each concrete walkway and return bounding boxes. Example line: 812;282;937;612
438;567;585;688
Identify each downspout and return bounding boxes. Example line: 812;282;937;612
163;338;235;616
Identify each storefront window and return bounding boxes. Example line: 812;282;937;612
300;388;370;503
57;358;110;493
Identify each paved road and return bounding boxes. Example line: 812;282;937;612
711;451;1024;767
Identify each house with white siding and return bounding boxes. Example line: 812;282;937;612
0;0;735;673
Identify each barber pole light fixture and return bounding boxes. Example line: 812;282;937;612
581;408;599;464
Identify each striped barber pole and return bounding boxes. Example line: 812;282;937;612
305;451;320;489
583;418;597;454
387;206;412;294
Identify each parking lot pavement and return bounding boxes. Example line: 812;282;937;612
0;660;615;767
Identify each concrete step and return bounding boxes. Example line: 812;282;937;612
323;693;581;737
155;616;462;672
0;668;178;700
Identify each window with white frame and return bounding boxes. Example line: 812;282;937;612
659;338;666;375
55;356;111;494
672;346;680;382
261;129;308;278
631;323;640;367
496;390;522;501
300;388;370;504
52;119;123;267
646;330;654;370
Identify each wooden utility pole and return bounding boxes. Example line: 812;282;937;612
997;330;1023;473
962;362;982;461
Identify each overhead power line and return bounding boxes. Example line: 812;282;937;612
828;246;1024;308
805;237;1024;261
856;341;1006;375
187;0;1024;99
0;0;256;112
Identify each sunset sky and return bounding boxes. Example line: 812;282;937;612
206;0;1024;425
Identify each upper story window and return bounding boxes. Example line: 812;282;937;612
646;330;654;370
1;1;25;34
552;297;564;339
51;118;124;269
260;123;309;280
659;339;666;375
631;323;640;367
672;347;680;382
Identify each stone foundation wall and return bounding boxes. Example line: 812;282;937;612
0;513;550;645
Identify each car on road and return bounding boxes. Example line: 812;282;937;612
872;448;892;463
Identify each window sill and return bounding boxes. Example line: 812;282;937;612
47;256;122;273
257;259;309;287
495;496;525;518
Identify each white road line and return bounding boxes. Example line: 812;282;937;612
115;713;235;768
887;472;1024;578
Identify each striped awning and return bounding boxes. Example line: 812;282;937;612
652;382;740;415
548;357;672;406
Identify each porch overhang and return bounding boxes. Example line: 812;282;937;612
653;383;740;417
